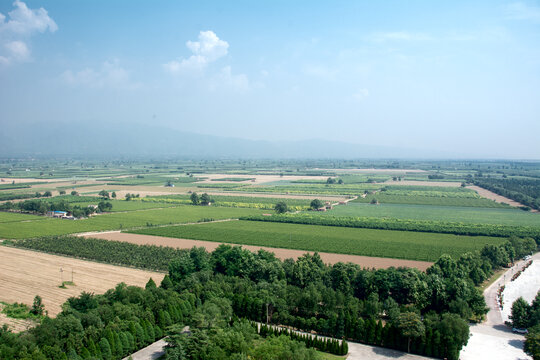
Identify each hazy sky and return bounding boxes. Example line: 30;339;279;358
1;0;539;158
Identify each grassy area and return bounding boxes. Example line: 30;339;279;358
317;351;346;359
70;199;177;212
320;203;540;226
354;193;506;207
130;220;505;262
0;212;44;223
144;194;311;207
0;206;264;239
0;302;43;320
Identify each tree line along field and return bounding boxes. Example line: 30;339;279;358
319;202;540;227
129;220;506;262
0;206;265;239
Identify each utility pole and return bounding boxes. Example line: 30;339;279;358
60;267;63;283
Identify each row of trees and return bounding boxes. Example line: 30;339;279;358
257;323;348;355
241;214;540;243
0;198;113;218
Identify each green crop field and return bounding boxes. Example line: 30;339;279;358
143;194;311;207
0;212;44;223
320;203;540;226
69;199;177;212
130;220;505;261
0;206;264;239
354;193;505;207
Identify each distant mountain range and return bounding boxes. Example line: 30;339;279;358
0;121;447;159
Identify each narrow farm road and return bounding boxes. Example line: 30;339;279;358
460;253;540;360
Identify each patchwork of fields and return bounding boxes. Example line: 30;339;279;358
0;206;264;239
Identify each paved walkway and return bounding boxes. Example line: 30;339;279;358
122;339;167;360
460;253;539;360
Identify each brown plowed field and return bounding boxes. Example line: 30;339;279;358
86;232;433;271
0;246;164;317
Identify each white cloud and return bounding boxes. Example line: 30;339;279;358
0;1;57;65
5;40;29;60
164;30;229;74
505;2;540;21
368;31;432;42
0;0;57;35
62;60;138;89
352;88;369;101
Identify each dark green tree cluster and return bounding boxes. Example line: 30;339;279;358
190;192;213;206
0;281;194;360
164;244;530;359
510;291;540;360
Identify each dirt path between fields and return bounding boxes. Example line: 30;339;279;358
84;232;433;271
467;185;539;212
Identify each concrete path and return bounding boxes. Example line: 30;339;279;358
460;253;539;360
347;341;432;360
123;338;167;360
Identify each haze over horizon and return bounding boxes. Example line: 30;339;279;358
1;1;539;159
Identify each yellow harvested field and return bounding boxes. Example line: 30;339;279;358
0;246;164;317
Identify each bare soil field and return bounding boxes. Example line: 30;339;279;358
381;180;462;187
195;173;330;184
0;178;62;184
87;232;433;271
315;168;426;174
0;246;164;317
467;185;538;212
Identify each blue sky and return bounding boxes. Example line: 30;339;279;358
1;0;539;158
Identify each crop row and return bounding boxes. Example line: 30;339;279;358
240;214;540;242
8;236;178;271
353;194;506;207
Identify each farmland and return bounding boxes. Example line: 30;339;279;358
129;220;505;261
0;205;264;239
0;246;164;317
319;202;540;226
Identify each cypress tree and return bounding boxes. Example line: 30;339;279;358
145;278;157;290
87;339;98;357
119;332;130;355
375;319;383;345
80;347;91;359
99;338;112;360
160;275;173;289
